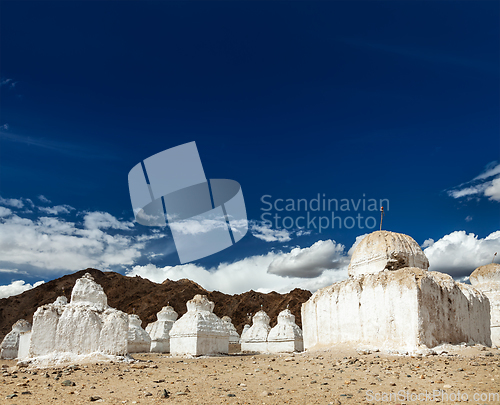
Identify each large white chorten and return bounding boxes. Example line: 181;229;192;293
28;273;129;359
302;231;491;353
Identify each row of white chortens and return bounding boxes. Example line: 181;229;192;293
1;230;499;362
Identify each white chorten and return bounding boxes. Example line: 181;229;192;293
0;319;31;359
242;324;250;336
221;316;240;345
169;295;229;356
28;273;129;359
54;296;68;306
302;231;491;353
240;310;270;353
348;231;429;278
470;263;500;347
127;314;151;353
146;306;178;353
267;309;303;353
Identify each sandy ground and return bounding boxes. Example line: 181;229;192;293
2;345;500;404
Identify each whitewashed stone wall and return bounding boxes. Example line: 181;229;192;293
17;331;31;360
470;263;500;347
302;268;491;353
169;295;229;356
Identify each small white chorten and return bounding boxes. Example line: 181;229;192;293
267;309;303;353
470;263;500;347
241;310;270;353
127;314;151;353
169;295;229;356
0;319;31;359
221;316;240;345
145;306;178;353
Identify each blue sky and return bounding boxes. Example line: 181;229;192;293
0;1;499;297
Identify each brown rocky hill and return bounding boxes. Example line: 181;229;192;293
0;268;312;342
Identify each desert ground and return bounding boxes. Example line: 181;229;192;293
1;345;500;404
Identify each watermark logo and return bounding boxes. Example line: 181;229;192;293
128;141;248;263
366;389;499;402
260;194;389;232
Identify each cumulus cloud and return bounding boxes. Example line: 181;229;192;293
38;204;75;215
267;240;347;278
169;217;228;235
484;177;500;201
0;196;24;208
0;280;44;299
249;221;313;243
421;238;434;248
125;236;364;294
424;230;500;277
347;233;369;256
447;162;500;202
0;212;143;273
126;247;350;294
83;211;133;230
251;222;292;242
0;207;12;217
38;195;51;204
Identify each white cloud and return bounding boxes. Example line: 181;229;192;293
347;233;369;256
0;268;27;275
0;280;44;299
135;231;167;242
465;216;473;222
126;250;349;295
250;222;292;242
447;162;500;202
421;238;434;248
38;195;51;204
0;213;143;273
38;204;75;215
169;217;228;235
0;207;12;217
0;196;24;209
474;161;500;180
83;211;133;230
125;236;366;294
267;240;347;278
424;230;500;277
0;78;16;89
484;177;500;202
448;184;489;199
